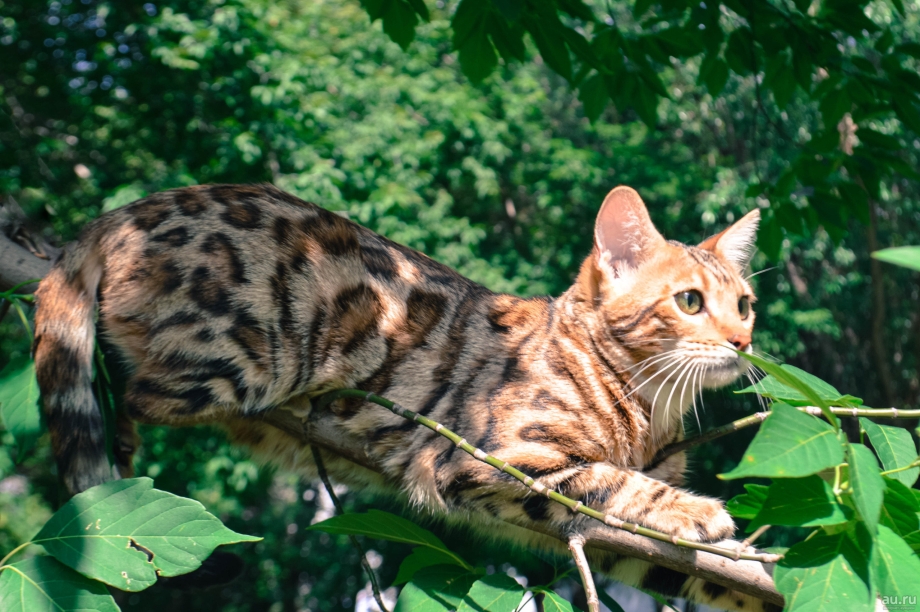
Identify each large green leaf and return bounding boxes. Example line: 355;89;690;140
879;478;920;552
748;476;850;531
848;443;885;532
872;247;920;272
456;573;523;612
720;402;844;480
309;510;470;569
394;565;479;612
736;354;842;426
33;478;260;592
726;484;769;520
0;556;119;612
393;547;464;585
735;363;860;408
0;360;43;456
860;418;919;486
775;532;873;612
873;525;920;603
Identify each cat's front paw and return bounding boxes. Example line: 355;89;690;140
645;496;735;543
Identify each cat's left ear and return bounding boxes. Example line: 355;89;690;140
699;209;761;271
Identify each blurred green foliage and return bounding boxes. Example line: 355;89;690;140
1;0;919;610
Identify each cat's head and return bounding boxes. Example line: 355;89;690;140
572;186;760;407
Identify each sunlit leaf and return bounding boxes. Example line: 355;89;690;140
860;419;918;486
34;478;260;592
775;532;873;612
848;443;885;532
873;525;920;602
394;565;479;612
872;247;920;272
720;402;844;480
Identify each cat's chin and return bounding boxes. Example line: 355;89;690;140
700;355;752;389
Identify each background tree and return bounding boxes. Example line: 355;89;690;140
1;0;919;610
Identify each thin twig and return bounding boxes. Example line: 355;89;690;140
567;535;599;612
310;445;390;612
650;405;920;469
314;389;783;565
740;525;771;551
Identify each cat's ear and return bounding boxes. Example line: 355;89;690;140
594;186;666;276
699;209;761;271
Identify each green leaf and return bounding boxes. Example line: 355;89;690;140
528;21;572;82
457;25;498;83
725;28;755;75
720;402;844;480
394;565;479;612
456;573;523;612
597;588;626;612
736;364;858;407
726;484;769;520
487;14;525;62
0;556;119;612
770;64;796;109
736;354;843;426
879;478;920;550
848;443;885;532
492;0;522;22
382;0;419;50
775;532;873;612
860;419;918;486
873;525;920;602
820;88;851;128
309;509;470;569
0;359;43;456
33;478;260;592
394;547;464;585
538;589;579;612
893;97;920;134
405;0;429;21
579;73;607;122
704;57;730;97
748;476;851;531
872;247;920;272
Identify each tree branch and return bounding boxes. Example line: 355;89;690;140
0;232;51;293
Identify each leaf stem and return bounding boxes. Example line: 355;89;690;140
651;405;920;468
315;389;783;565
879;458;920;477
12;300;31;337
0;541;31;568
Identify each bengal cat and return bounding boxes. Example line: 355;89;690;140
33;184;770;611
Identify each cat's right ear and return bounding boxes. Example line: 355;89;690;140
594;186;666;277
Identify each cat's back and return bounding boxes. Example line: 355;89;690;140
75;184;490;406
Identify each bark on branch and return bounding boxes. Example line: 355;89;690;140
1;230;782;607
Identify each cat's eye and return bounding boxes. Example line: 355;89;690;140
675;290;703;315
738;296;750;320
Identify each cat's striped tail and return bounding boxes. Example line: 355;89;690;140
33;230;113;495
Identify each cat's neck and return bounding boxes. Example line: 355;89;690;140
554;255;691;447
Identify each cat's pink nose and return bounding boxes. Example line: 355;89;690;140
729;333;751;351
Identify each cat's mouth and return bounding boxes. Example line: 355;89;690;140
698;345;753;389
